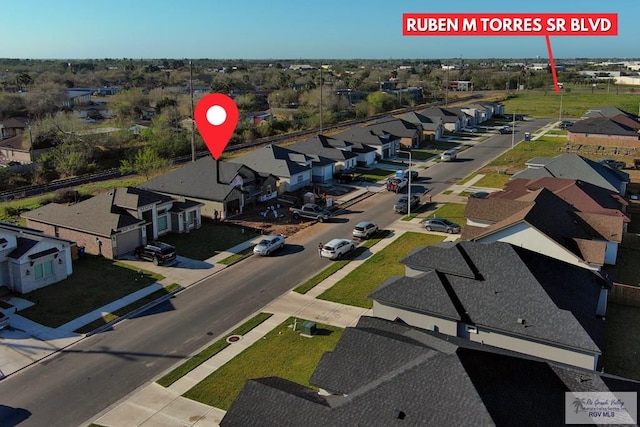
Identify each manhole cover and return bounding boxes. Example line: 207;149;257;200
226;335;243;343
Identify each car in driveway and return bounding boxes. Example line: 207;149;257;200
440;149;457;162
134;241;177;265
353;221;378;239
468;191;490;199
461;126;478;133
321;238;355;260
421;218;461;234
253;235;286;256
394;195;421;214
499;126;513;134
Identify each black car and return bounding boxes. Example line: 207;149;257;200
134;241;177;265
403;170;419;180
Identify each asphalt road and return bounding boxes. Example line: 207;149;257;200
0;118;552;427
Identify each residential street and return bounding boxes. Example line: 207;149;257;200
0;119;552;427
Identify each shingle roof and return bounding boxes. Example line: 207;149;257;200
418;107;460;123
463;188;610;265
0;117;28;129
396;111;442;131
221;316;634;427
291;136;358;163
22;188;149;236
334;127;397;147
140;157;256;201
568;115;640;137
367;117;421;139
583;106;638;119
234;144;312;177
512;153;629;194
378;241;607;353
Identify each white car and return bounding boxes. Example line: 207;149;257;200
461;126;478;133
440;149;457;162
253;235;285;256
353;221;378;239
321;239;355;260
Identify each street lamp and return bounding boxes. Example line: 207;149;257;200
511;112;515;149
399;149;412;218
559;93;563;123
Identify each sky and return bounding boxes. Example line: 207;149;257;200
0;0;637;60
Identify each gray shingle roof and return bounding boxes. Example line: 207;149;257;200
221;317;637;427
234;144;312;177
583;106;638;119
396;111;442;131
335;127;397;147
569;115;640;137
379;241;607;353
290;136;359;162
367;117;421;139
512;153;629;194
22;188;150;236
140;157;252;201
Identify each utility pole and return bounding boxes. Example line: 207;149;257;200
511;112;516;149
400;150;412;218
189;60;196;162
319;66;323;133
559;94;563;123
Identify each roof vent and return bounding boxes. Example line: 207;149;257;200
517;318;526;325
394;409;406;420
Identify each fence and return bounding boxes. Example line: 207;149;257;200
609;283;640;308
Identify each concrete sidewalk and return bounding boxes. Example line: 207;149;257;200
91;219;460;427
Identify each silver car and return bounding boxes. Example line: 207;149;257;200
253;235;286;256
421;218;461;234
353;221;378;239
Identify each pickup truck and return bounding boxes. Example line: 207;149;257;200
289;203;332;222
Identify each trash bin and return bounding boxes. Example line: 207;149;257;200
524;132;531;142
300;321;317;336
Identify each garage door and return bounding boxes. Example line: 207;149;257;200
114;228;141;258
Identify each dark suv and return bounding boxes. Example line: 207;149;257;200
134;241;177;265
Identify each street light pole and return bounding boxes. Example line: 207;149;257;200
511;112;515;149
189;60;196;162
399;150;412;218
559;94;563;123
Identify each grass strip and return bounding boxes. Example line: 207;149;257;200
157;312;273;387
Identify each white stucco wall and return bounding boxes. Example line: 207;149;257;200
372;301;458;336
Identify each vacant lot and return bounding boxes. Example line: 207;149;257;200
501;91;640;118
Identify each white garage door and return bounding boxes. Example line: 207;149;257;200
114;228;141;258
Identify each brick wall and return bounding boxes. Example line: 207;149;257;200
568;133;639;149
609;283;640;308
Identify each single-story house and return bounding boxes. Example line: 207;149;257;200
396;111;444;141
419;107;462;133
23;187;203;259
0;222;74;294
289;135;359;173
234;144;313;193
367;117;423;149
511;153;629;196
370;240;609;370
567;114;640;149
139;157;278;219
335;127;400;160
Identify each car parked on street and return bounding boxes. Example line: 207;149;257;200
499;126;512;134
253;235;286;256
134;241;177;265
421;218;461;234
353;221;378;239
599;158;625;170
440;149;457;162
394;195;421;214
321;238;356;260
386;177;408;192
403;170;419;180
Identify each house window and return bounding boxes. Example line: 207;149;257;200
34;260;54;280
266;185;272;196
187;210;196;226
157;215;168;232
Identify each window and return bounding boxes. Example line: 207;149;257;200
34;260;54;280
187;210;195;225
157;215;168;232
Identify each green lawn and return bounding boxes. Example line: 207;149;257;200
158;312;273;387
317;232;445;308
430;203;467;225
183;317;344;410
501;91;640;118
600;303;640;381
294;230;392;294
18;255;164;328
160;222;260;260
356;167;395;182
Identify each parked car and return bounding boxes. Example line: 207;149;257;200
559;120;574;129
468;191;490;199
394;195;421;214
499;126;512;134
421;218;461;234
386;177;408;192
134;241;177;265
0;312;9;330
289;204;331;222
321;238;356;260
253;235;286;256
353;221;378;239
461;126;478;133
440;149;457;162
403;170;419;180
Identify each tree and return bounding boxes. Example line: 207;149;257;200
120;147;171;180
0;93;27;119
366;92;399;113
25;82;67;118
16;73;32;91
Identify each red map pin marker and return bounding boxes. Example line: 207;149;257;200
194;93;239;160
